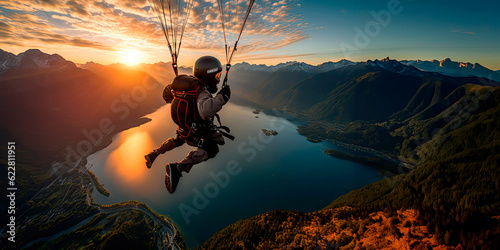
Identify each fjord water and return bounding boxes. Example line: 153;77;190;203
88;103;383;247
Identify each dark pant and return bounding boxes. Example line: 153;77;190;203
155;130;224;173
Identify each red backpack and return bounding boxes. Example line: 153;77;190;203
170;75;209;140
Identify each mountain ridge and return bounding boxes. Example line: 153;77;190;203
232;57;499;82
0;48;77;73
400;58;500;81
4;47;497;80
249;59;498;125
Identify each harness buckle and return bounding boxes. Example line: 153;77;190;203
197;138;204;148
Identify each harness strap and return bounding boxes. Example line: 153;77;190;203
218;130;235;141
213;114;234;140
214;114;222;126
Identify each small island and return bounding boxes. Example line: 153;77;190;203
253;109;261;114
307;138;322;143
261;129;278;136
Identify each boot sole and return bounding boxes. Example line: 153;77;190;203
145;155;152;169
165;165;173;194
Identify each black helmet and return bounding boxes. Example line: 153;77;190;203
193;56;222;92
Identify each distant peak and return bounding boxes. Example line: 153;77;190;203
83;61;100;65
25;48;43;53
337;59;352;63
381;57;392;62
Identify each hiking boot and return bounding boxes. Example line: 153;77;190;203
165;163;182;194
145;150;159;169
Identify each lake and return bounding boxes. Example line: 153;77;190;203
87;102;383;248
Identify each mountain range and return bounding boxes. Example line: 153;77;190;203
233;58;498;124
401;58;500;81
2;48;499;249
0;49;167;166
0;49;76;73
233;57;499;80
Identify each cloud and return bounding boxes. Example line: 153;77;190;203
0;0;308;62
66;1;89;16
68;37;116;50
39;0;63;7
272;0;287;7
0;20;14;38
0;11;115;51
238;52;318;62
451;29;476;35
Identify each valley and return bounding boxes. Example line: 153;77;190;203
2;48;499;249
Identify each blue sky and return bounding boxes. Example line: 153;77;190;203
284;0;500;69
0;0;499;69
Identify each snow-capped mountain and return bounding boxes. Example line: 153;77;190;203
233;60;357;74
0;49;76;73
276;61;323;73
366;57;426;76
233;57;499;82
0;49;17;72
232;62;277;72
232;61;312;72
317;59;358;72
400;58;499;82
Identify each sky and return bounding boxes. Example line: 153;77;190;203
0;0;499;70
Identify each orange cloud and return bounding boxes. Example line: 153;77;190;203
0;0;308;63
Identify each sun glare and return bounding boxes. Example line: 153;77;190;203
121;50;141;66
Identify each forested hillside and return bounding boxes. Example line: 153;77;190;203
201;62;500;249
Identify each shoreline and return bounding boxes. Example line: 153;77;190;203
85;119;184;248
324;149;411;177
58;112;184;248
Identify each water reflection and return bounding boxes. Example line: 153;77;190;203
106;131;154;191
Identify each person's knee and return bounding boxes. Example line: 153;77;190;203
173;138;184;147
210;132;225;145
202;140;219;159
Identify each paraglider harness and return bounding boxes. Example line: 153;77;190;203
170;75;234;148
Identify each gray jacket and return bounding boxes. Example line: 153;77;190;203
197;87;226;120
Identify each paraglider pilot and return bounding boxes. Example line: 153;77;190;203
145;56;231;194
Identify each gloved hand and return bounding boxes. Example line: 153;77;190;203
162;84;174;103
217;85;231;103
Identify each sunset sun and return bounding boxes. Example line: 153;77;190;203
121;50;141;66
